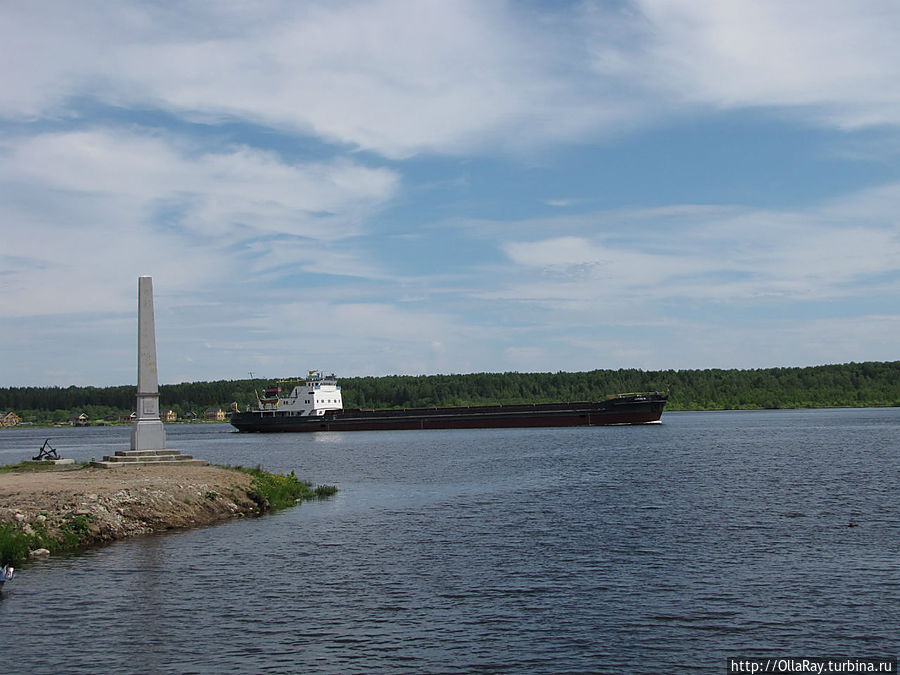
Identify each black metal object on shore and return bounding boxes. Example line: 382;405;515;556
33;438;60;461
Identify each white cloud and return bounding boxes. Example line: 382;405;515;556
504;236;688;282
626;0;900;128
3;1;900;385
543;199;582;208
504;346;546;370
662;314;900;370
0;128;399;317
5;0;900;162
179;299;492;380
496;185;900;308
0;1;614;158
4;130;398;238
241;239;388;283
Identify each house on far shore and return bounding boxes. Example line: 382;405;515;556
204;408;226;421
183;411;198;421
1;411;21;427
163;409;177;423
70;413;90;427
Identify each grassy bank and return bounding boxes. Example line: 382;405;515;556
224;465;339;510
0;518;91;566
0;464;337;567
0;461;75;474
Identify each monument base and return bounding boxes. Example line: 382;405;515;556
92;449;208;468
131;419;166;452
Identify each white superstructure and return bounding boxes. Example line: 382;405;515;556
253;371;343;417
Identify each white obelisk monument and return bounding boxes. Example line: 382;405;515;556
131;276;167;451
92;277;206;467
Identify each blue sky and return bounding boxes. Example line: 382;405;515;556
2;0;899;386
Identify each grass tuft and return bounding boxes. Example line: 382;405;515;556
0;461;62;474
0;523;33;567
0;512;94;567
221;465;337;511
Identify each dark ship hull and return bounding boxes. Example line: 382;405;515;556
230;393;667;433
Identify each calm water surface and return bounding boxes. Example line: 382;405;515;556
1;409;898;673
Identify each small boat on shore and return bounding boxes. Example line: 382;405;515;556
230;371;667;433
1;565;14;589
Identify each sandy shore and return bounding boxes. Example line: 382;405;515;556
0;464;267;554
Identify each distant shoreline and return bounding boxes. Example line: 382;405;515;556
3;361;898;423
0;419;227;430
3;402;899;432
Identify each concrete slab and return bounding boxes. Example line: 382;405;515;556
91;459;209;468
94;448;208;467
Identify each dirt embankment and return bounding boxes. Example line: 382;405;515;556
0;464;266;554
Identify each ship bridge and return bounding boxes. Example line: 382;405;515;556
252;371;343;417
302;370;343;415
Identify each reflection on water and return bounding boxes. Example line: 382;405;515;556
1;409;899;673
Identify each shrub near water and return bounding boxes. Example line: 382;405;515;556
226;465;337;510
0;523;32;566
0;515;90;567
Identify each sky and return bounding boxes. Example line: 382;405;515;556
2;0;899;387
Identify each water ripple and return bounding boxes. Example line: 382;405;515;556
2;409;899;673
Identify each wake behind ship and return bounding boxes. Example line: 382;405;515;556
230;371;667;433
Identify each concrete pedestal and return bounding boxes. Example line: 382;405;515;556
131;419;167;452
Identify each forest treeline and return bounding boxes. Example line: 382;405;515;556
2;361;898;424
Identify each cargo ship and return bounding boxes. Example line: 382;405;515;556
230;371;667;433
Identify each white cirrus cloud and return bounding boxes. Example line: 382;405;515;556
0;128;400;317
4;0;900;161
624;0;900;128
0;1;621;158
496;183;900;308
3;129;399;239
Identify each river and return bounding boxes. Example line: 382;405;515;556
1;408;898;673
